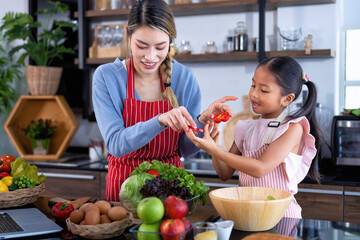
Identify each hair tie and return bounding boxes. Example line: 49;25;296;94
164;82;171;88
302;73;310;84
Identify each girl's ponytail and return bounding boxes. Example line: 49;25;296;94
161;52;179;108
301;80;322;182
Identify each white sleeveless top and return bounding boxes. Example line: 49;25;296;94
234;116;317;218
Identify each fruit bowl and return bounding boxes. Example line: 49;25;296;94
209;187;292;231
129;223;193;240
120;194;200;217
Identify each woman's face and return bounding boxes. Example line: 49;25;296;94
249;66;288;118
129;25;170;76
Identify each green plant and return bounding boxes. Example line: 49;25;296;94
0;35;22;114
23;119;56;150
0;0;77;66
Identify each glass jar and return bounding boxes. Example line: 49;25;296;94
234;21;248;51
179;40;192;55
205;41;217;54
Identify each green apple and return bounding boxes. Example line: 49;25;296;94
137;221;162;240
137;197;164;224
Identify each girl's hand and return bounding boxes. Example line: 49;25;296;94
158;106;196;132
185;122;220;154
198;96;238;124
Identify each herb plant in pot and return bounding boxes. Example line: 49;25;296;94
23;119;56;155
0;0;77;95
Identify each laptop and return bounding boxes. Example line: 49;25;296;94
0;208;62;239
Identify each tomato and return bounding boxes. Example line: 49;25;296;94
52;202;75;222
212;112;231;123
145;169;160;178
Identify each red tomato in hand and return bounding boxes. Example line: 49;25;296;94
144;169;160;178
212;112;231;123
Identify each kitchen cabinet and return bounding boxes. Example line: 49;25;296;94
75;0;336;118
37;168;102;199
296;183;343;221
344;186;360;223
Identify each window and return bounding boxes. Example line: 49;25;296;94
344;29;360;109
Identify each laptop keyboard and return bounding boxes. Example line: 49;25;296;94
0;212;23;233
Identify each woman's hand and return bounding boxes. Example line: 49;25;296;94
185;121;220;154
198;96;238;124
158;106;196;132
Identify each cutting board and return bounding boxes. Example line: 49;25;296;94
242;233;298;240
222;95;259;151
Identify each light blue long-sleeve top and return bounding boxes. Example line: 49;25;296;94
92;58;203;158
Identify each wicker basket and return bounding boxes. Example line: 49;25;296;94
66;212;134;239
25;65;63;95
0;183;45;209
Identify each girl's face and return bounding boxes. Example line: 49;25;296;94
249;66;290;119
129;25;170;77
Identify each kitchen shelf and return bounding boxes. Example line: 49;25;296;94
4;96;79;161
74;0;335;19
74;49;334;65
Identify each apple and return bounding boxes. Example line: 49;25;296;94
160;218;186;240
182;217;192;239
138;221;162;240
137;197;164;224
164;195;188;219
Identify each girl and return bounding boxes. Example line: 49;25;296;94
186;56;321;218
92;0;236;201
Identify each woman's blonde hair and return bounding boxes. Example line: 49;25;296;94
127;0;179;108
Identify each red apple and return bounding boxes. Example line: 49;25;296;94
182;217;192;239
163;195;188;219
160;218;186;240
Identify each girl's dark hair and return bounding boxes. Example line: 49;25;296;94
257;56;321;183
127;0;179;108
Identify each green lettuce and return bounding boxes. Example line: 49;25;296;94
119;173;153;209
10;158;46;185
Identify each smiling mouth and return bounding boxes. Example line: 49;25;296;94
142;62;156;66
251;101;260;108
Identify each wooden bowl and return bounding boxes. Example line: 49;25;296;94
209;187;292;231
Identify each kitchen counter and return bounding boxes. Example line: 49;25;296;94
12;197;360;240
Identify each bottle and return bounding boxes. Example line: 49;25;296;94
205;41;217;54
227;36;234;52
234;21;248;51
179;40;192;55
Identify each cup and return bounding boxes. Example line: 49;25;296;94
194;222;218;240
215;220;234;240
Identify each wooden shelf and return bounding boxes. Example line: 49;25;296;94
74;49;334;65
74;0;335;19
4;96;79;161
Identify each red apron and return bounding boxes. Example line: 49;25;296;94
105;57;184;201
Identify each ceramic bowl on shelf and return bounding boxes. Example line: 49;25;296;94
209;187;292;231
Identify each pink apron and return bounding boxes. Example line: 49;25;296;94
105;57;183;201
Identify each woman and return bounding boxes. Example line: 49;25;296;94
92;0;236;201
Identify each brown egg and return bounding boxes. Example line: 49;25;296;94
69;209;84;224
79;203;93;212
83;203;100;214
100;214;112;224
95;200;112;215
85;210;101;225
107;206;127;221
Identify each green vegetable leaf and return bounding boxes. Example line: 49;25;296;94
10;158;46;185
266;195;276;200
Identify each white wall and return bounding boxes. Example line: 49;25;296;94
0;1;29;156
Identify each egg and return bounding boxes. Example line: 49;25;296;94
95;200;112;215
69;209;84;224
79;203;93;212
83;203;100;214
107;206;127;221
85;210;101;225
100;214;112;224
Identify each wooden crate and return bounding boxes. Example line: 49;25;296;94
89;24;128;59
4;95;79;161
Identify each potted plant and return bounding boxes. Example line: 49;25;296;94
0;0;77;95
0;35;22;114
23;119;56;155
